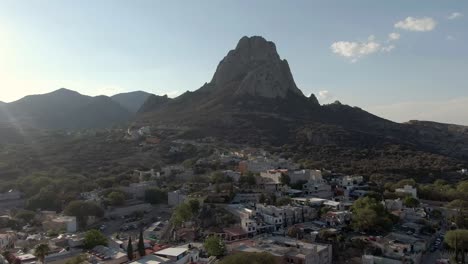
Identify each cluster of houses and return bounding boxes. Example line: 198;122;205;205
0;148;447;264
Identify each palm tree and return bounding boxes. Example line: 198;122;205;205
34;244;50;264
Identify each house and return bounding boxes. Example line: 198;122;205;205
88;245;128;264
384;199;403;211
322;211;351;227
395;185;418;199
231;193;261;204
260;169;288;183
256;204;317;227
228;236;332;264
154;244;199;264
290;169;323;184
226;205;258;235
364;232;426;264
122;182;157;199
0;232;15;250
42;216;78;233
223;227;248;242
302;175;333;199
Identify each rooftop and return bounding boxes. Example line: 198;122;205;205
154;247;188;257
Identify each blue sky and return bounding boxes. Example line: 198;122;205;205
0;0;467;124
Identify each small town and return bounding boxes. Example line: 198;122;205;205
1;1;468;264
1;141;466;264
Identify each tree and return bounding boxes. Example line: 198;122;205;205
220;252;278;264
65;254;88;264
64;201;104;228
280;173;291;186
403;196;420;208
15;210;36;223
351;197;392;233
276;197;291;206
107;191;125;206
127;237;134;261
34;244;50;264
138;229;145;257
259;193;266;204
445;230;468;263
171;203;193;227
204;236;226;257
144;188;167;204
83;230;108;249
239;173;256;186
287;226;302;239
188;199;200;215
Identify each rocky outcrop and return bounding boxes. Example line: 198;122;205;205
208;36;305;99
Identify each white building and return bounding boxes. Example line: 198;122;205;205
303;174;333;199
290;169;323;184
339;175;364;188
154;244;199;264
395;185;418;199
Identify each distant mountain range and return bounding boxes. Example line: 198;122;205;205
0;36;467;167
0;89;153;129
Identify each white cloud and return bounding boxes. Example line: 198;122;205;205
388;32;400;41
368;97;468;125
381;45;395;52
448;12;463;20
394;17;437;32
318;90;335;102
331;36;381;62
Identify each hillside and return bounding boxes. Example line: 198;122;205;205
111;91;153;113
0;88;131;129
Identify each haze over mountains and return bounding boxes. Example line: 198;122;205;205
0;89;152;129
0;36;467;163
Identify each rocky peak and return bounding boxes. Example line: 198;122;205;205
209;36;305;99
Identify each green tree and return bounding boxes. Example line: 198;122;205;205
107;191;125;206
127;237;134;261
15;210;36;223
220;252;278;264
403;196;420;208
34;243;50;264
259;193;266;204
188;199;200;215
83;230;108;249
239;173;256;186
144;188;167;204
276;197;291;206
138;229;145;257
351;197;392;232
280;173;291;186
171;203;193;227
64;201;104;228
445;230;468;263
204;236;226;257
